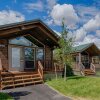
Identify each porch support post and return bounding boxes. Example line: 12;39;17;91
51;49;53;71
0;58;2;90
44;45;46;71
92;57;93;63
79;53;81;64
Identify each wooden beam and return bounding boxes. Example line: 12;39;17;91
38;26;58;43
0;25;37;37
28;34;45;46
44;45;46;70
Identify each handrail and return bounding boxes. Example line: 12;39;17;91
0;58;2;72
78;62;85;76
38;61;43;79
90;63;96;73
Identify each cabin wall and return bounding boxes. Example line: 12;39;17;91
0;39;9;71
45;46;52;61
45;46;53;70
72;53;80;71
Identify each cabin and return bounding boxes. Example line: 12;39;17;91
0;19;61;90
72;43;100;76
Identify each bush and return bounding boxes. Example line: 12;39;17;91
62;64;74;77
0;93;13;100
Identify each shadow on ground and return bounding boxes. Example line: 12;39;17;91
8;91;31;100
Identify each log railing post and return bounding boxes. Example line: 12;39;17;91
0;58;2;90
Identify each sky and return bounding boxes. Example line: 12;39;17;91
0;0;100;48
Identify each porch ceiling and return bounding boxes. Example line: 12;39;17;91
0;19;59;48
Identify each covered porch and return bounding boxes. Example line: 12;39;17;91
72;43;100;75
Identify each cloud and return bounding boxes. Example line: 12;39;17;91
75;5;99;23
0;10;25;25
75;34;100;49
24;1;43;12
75;14;100;41
50;4;79;29
46;0;57;10
96;30;100;38
83;14;100;32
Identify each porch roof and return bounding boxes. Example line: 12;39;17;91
72;43;100;56
0;19;59;48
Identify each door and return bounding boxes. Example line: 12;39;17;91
9;46;24;71
82;55;90;69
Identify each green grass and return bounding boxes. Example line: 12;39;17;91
0;93;13;100
46;76;100;100
96;71;100;76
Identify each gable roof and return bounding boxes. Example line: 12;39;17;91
72;43;99;53
0;19;59;48
0;19;59;39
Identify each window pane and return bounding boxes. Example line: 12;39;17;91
36;49;44;60
24;48;35;69
12;48;20;67
24;48;34;60
9;36;36;47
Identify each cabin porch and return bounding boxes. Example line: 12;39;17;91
72;44;100;76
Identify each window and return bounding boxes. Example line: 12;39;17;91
9;36;36;47
36;49;44;60
12;47;21;68
92;56;100;64
24;47;35;69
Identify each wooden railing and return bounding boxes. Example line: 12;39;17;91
90;63;96;73
79;62;85;76
38;61;43;79
0;58;2;72
44;60;63;72
37;60;63;72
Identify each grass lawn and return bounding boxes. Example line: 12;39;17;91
96;71;100;76
46;76;100;100
0;93;13;100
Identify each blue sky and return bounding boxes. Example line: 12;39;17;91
0;0;100;48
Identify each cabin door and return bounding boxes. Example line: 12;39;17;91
82;55;90;69
9;46;24;71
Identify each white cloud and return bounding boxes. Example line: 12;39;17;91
75;14;100;42
46;0;57;9
75;5;99;23
0;10;25;25
96;30;100;38
24;1;43;12
75;34;100;49
50;4;79;29
83;14;100;32
75;28;87;41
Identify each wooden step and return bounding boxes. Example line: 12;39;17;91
84;69;95;75
3;80;43;88
2;77;41;83
2;74;40;80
